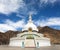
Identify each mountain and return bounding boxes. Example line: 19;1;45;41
0;26;60;45
38;26;60;44
0;30;20;45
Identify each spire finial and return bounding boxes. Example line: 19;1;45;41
29;13;32;22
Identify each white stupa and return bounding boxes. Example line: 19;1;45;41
9;14;51;48
22;14;38;31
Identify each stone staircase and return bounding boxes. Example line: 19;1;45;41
25;39;35;47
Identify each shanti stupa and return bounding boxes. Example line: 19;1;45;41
9;14;51;48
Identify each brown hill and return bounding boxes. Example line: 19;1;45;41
0;26;60;45
38;26;60;44
0;30;20;45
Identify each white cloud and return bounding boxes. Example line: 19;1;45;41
39;0;59;7
0;24;16;33
49;0;57;3
5;19;25;28
40;0;57;4
40;0;48;4
28;11;37;15
35;17;60;27
16;14;25;18
38;0;58;8
0;0;25;14
0;17;60;32
0;19;25;32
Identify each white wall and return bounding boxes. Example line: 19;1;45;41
9;39;24;47
35;40;51;47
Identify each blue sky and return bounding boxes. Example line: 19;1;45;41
0;0;60;32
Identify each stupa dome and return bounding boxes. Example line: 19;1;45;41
22;14;38;31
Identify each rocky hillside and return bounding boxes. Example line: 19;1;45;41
0;26;60;45
0;31;20;45
38;26;60;44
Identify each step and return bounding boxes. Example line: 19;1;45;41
25;39;35;47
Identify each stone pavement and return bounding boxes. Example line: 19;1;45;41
0;45;60;50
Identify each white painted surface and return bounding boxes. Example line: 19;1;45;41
35;40;51;47
22;22;38;31
9;38;51;47
9;15;51;47
9;40;24;47
25;39;35;47
22;14;38;31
